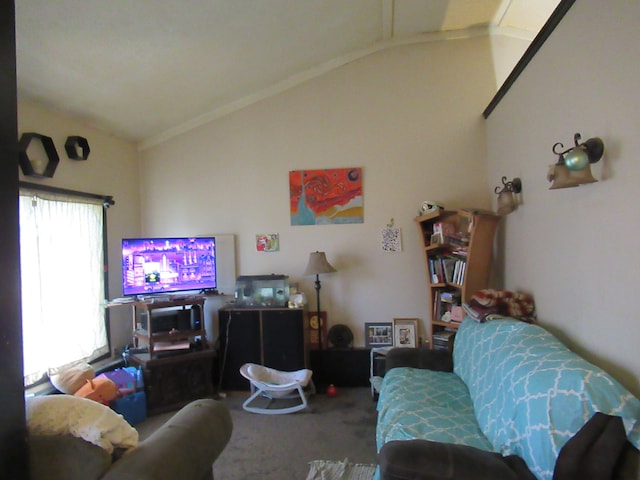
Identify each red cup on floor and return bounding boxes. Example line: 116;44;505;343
327;384;337;397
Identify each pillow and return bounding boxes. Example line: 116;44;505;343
26;395;138;454
49;363;95;394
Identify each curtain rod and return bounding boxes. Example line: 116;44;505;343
19;181;114;206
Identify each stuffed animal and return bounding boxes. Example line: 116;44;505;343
74;375;119;405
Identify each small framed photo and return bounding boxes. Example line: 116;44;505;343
308;311;327;350
393;318;419;348
365;322;393;348
430;232;443;245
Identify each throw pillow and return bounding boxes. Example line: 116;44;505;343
48;363;95;394
26;395;138;454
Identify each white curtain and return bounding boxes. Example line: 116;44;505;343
20;191;109;386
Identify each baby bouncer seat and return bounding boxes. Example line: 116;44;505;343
239;363;315;414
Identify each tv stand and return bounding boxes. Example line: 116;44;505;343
109;295;214;414
130;295;207;356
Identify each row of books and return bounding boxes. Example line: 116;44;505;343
445;232;469;247
432;329;456;351
428;257;467;286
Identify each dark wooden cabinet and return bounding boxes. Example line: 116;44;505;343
130;349;214;414
310;348;371;391
218;307;306;390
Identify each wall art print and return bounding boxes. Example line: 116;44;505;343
289;168;363;225
381;218;402;252
256;233;279;252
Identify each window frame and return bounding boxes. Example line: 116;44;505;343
19;181;114;387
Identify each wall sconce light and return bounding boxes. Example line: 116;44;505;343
547;133;604;189
494;176;522;215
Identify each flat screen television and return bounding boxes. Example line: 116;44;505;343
121;236;216;296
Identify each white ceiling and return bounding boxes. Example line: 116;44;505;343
15;0;559;148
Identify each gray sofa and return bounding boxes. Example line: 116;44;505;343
28;398;233;480
375;318;640;480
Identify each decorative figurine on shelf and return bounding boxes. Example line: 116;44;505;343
419;201;444;216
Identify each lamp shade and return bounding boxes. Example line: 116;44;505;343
303;251;336;276
563;148;589;171
497;191;516;215
548;163;597;189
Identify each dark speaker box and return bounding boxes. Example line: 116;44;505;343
190;304;202;330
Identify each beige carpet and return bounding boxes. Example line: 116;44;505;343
213;387;378;479
135;387;378;479
306;459;377;480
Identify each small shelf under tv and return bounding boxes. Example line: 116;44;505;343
130;296;208;358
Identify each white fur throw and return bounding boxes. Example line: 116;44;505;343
26;395;138;453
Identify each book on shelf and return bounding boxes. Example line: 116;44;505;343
442;257;456;284
452;259;466;285
429;259;436;283
445;233;469;247
450;305;464;323
432;329;456;350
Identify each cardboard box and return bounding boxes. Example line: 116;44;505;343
111;391;147;425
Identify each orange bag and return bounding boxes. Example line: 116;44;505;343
74;375;119;405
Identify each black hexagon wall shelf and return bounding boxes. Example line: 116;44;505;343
65;136;90;160
18;132;60;178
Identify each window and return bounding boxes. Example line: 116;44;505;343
19;187;110;386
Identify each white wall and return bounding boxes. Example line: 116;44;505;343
140;38;497;346
486;1;640;396
490;33;531;89
18;99;141;351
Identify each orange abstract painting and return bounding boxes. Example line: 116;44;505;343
289;168;363;225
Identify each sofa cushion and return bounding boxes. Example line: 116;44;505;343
453;318;640;479
553;412;629;480
26;395;138;454
376;367;493;453
29;434;112;480
379;439;537;480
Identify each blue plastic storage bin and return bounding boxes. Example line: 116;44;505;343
111;391;147;425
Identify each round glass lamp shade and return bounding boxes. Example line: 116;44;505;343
563;148;589;171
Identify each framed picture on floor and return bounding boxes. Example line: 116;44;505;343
308;311;327;350
365;322;393;348
393;318;418;348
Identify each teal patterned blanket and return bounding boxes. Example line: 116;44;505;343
376;318;640;480
453;318;640;479
376;367;492;452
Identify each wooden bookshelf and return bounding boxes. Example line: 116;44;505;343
415;209;500;350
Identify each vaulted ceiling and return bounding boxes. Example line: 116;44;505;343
15;1;559;147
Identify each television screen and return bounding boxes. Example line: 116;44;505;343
121;236;216;296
